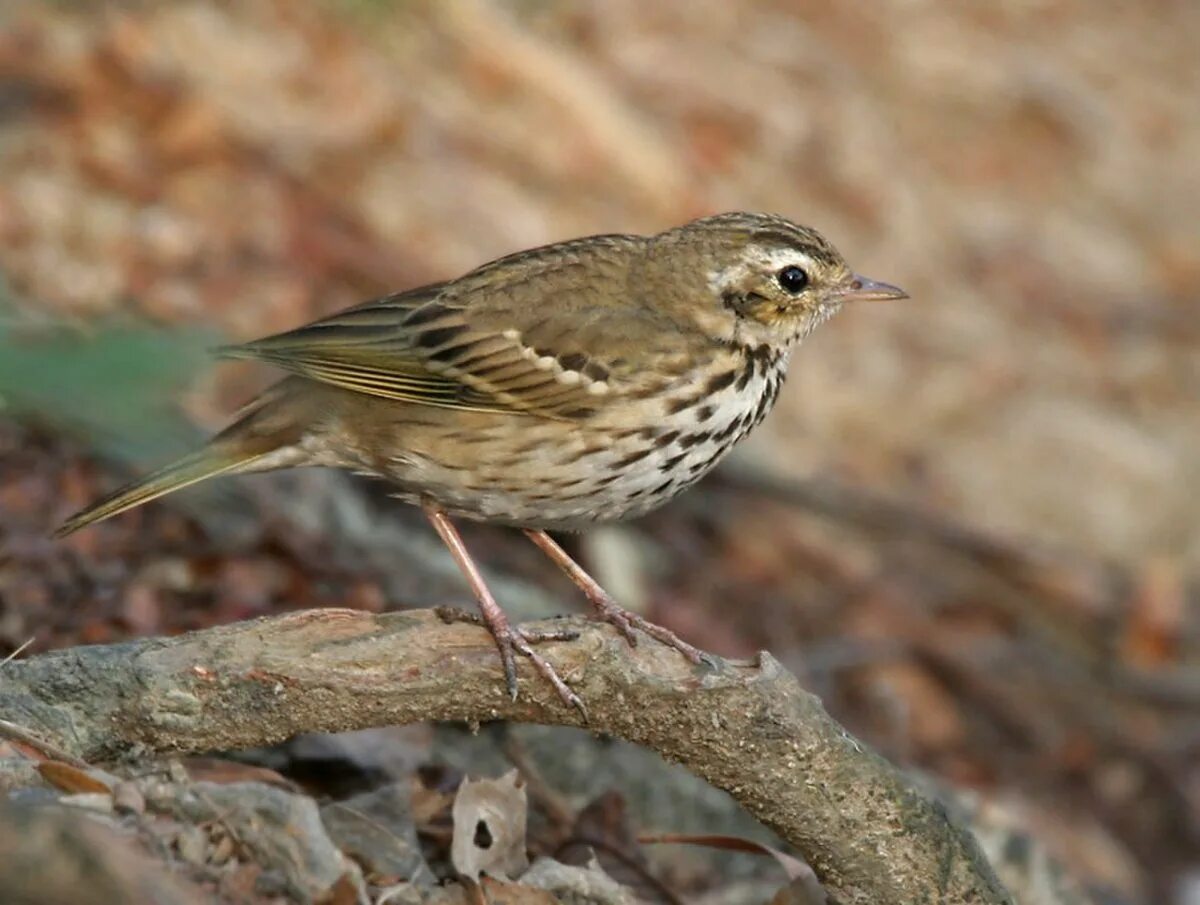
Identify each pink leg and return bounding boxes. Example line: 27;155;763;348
423;503;584;713
523;529;709;666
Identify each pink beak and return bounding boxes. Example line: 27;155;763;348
836;274;909;302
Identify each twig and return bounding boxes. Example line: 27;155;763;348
560;835;685;905
0;718;91;769
0;608;1013;905
1;636;35;666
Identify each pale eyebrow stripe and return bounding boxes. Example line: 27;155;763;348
751;229;836;266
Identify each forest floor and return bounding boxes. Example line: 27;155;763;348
1;3;1197;903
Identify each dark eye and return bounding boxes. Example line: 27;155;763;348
777;265;809;294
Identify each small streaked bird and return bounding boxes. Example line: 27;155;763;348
56;212;906;712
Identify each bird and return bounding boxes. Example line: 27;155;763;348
55;211;906;712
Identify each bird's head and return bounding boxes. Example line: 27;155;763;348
647;212;907;349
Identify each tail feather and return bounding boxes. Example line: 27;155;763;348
53;446;268;538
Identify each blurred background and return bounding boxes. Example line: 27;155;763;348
0;1;1197;902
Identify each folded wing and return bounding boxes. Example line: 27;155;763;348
219;235;702;419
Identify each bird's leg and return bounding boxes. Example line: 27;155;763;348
422;503;585;714
523;529;710;666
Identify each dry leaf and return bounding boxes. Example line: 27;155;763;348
112;780;146;815
37;761;115;795
320;782;432;883
1120;557;1184;667
769;878;826;905
559;790;659;901
478;876;560;905
317;871;362;905
639;833;825;903
180;756;299;791
411;777;455;828
451;770;529;880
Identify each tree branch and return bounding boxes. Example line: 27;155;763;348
0;608;1011;904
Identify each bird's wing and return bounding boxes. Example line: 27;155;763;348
218;236;703;418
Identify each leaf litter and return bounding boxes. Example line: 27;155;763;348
1;1;1197;902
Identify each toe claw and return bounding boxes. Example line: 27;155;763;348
509;634;584;715
589;596;638;648
613;619;638;648
570;695;589;722
424;512;584;713
501;650;519;701
589;595;711;666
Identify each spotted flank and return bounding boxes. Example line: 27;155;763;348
369;340;790;530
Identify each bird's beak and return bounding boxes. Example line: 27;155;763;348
835;274;909;302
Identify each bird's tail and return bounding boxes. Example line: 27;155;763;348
53;382;309;538
53;445;269;538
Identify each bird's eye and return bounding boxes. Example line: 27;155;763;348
777;265;809;294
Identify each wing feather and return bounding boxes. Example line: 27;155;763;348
218;235;704;417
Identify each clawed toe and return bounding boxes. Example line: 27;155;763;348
522;528;710;669
635;618;709;666
489;627;521;701
506;631;587;717
590;594;709;666
592;602;639;647
441;608;584;714
423;507;585;717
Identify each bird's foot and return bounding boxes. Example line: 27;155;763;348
586;593;715;668
434;606;586;717
521;529;715;669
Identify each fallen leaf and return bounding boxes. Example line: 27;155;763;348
521;857;637;905
478;875;560;904
1120;557;1184;667
770;878;826;905
180;756;299;791
411;773;455;827
639;833;825;903
320;782;433;883
451;770;529;880
317;871;361;905
37;761;115;795
112;780;146;815
559;790;660;901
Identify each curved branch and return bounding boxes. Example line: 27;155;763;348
0;608;1011;904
